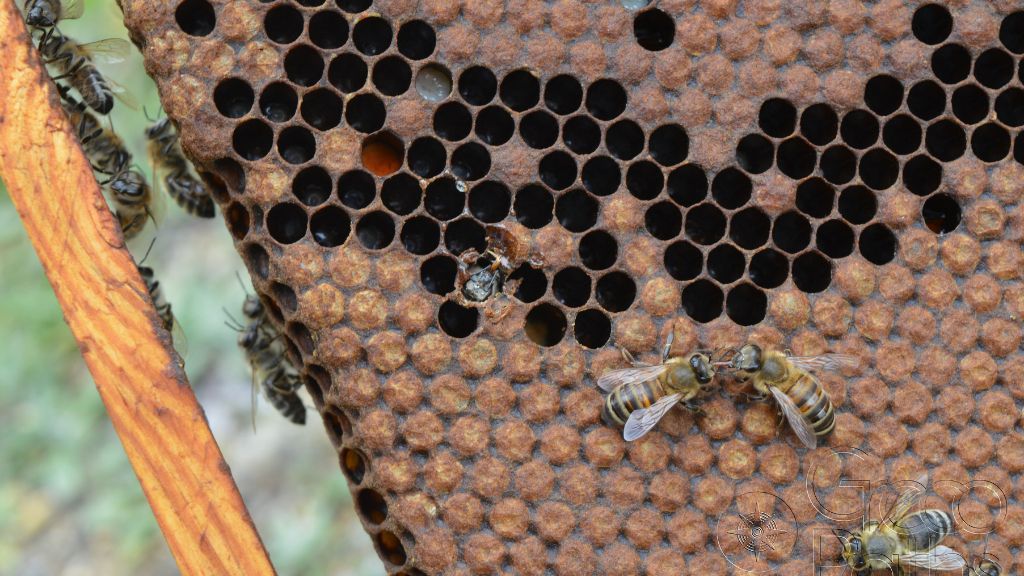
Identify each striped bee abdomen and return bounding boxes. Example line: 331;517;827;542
787;373;835;437
602;380;662;426
899;510;953;552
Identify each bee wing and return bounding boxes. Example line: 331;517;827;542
597;364;667;392
170;318;189;361
108;78;140;111
623;393;682;441
882;473;928;527
769;386;818;449
77;38;131;64
899;546;966;571
787;353;861;373
61;0;84;20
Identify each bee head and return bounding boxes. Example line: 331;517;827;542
834;528;867;571
733;344;762;373
976;558;1001;576
689;354;714;384
238;326;258;349
242;295;264;319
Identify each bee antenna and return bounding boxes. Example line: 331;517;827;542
223;308;244;331
142;105;160;123
137;237;157;266
235;271;251;295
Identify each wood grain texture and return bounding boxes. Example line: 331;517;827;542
0;3;276;574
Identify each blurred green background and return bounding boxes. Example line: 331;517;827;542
0;2;379;574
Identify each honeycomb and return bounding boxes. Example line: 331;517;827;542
117;0;1024;573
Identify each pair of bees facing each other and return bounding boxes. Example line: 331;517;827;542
599;334;859;447
836;473;1000;575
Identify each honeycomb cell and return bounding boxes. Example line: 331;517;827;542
626;160;663;200
735;134;773;174
175;0;215;36
666;164;707;206
649;124;688;167
685;203;726;245
232;119;273;160
510;266;547;303
606;120;644;160
401;216;440;255
952;84;989;125
749;248;788;288
912;3;952;45
816;219;855;258
840;109;879;149
338;169;375;209
1001;11;1024;54
381;173;421;216
500;69;541;112
304;88;344;131
881;114;922;156
414;64;452;102
397;20;435;60
859;224;897;265
328;53;368;93
711;167;751;209
310;205;351;247
582;156;621;197
730;207;770;249
792;251;832;292
540;151;578;191
433;102;471;141
907;80;945;120
267;203;307;244
420;255;457;295
408;137;446;179
225;202;249;240
932;44;971;84
995;88;1024;127
444;218;486;255
544;74;583;115
972;123;1011;162
586;79;627;121
707;244;744;283
525;304;567;346
513;184;553;229
520;110;559;149
308;10;349;49
439;301;479;338
337;0;371;12
858;148;898;190
213;78;253;118
476;106;515;145
458;66;498;106
682;280;723;322
244;243;269;279
923;194;961;234
796;178;834;219
773;211;811;253
451;142;491;181
579;231;617;270
903;154;942;196
925;120;967;162
345;93;386;133
264;4;303;44
356;211;395;249
260;82;298;122
975;48;1014;89
726;283;767;326
466;180;511;223
372;56;413;96
352;16;392;56
556;189;597;233
644;202;681;240
553;267;591;308
633;8;674;51
799;103;838;146
284;45;324;86
864;75;903;117
758;98;797;138
293;166;332;206
664;241;702;281
838;185;876;224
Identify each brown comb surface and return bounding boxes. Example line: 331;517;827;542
118;0;1024;573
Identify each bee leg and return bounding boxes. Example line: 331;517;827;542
661;328;675;362
682;400;704;415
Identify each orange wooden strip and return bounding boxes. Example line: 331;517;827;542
0;3;276;574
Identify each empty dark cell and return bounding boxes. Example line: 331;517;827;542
711;167;752;209
838;185;876;224
951;84;989;124
176;0;215;36
264;5;303;43
586;79;627;121
500;69;540;112
296;0;326;6
607;120;644;160
328;53;367;93
758;98;797;138
345;94;385;133
574;309;611;349
776;137;816;179
544;74;583;115
451;143;491;181
972;122;1011;162
246;243;270;280
459;66;498;106
524;303;566;347
925;120;967;161
748;249;788;288
859;223;897;265
214;157;245;193
278;126;315;164
995;88;1024;127
579;230;617;270
310;205;351;247
708;244;744;284
562;115;601;155
684;203;726;245
337;170;374;209
468;181;511;222
475;106;515;145
667;164;707;206
582;156;621;197
858;148;898;190
644;201;682;240
425;178;464;221
361;131;404;176
284;45;324;86
433;102;471;141
553;267;591;308
267;203;308;244
556;189;598;232
681;280;723;323
401;216;440;255
726;283;767;326
729;207;770;249
932;44;971;84
355;211;395;249
1001;11;1024;53
309;10;348;49
421;255;457;295
226;202;249;239
840;110;879;149
1017;131;1024;165
259;82;297;122
372;56;412;96
214;78;254;118
377;531;406;567
337;0;371;11
796;178;834;219
773;211;811;253
882;114;922;155
792;251;831;293
539;151;578;190
407;137;445;178
800;103;839;146
301;88;343;130
520;111;559;149
514;184;553;228
352;16;392;56
922;193;961;234
649;124;688;166
907;80;946;120
903;155;942;196
912;3;952;44
356;489;387;525
340;448;366;484
626;160;664;200
735;134;773;174
596;272;636;312
816;219;855;258
509;265;547;302
438;301;478;338
293;165;332;206
664;241;702;281
864;75;904;116
381;173;421;215
445;218;486;255
633;8;674;51
975;48;1014;89
396;19;435;60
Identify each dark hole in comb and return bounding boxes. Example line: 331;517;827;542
267;203;307;244
459;66;498;106
882;114;922;155
232;119;273;160
553;267;591;308
345;93;386;133
952;84;989;125
796;178;834;219
579;230;617;270
864;75;903;116
606;120;644;160
972;123;1011;162
225;202;249;240
401;216;440;255
995;88;1024;127
758;98;797;138
773;211;811;254
932;44;971;84
574;309;611;349
707;244;744;284
433;101;472;141
838;185;876;224
820;145;857;185
912;3;952;45
800;103;838;146
907;80;946;121
626;160;664;200
382;173;422;216
736;134;773;174
308;10;349;49
858;148;898;191
633;8;675;51
357;489;388;524
510;264;547;303
544;74;583;115
749;249;788;289
301;88;343;130
260;82;298;122
540;151;578;191
425;177;464;221
582;156;621;197
586;79;627;121
514;184;553;229
444;217;486;255
792;252;832;293
859;223;897;265
468;180;511;223
903;155;942;197
352;16;392;56
730;207;770;249
264;4;303;43
645;201;682;240
337;0;371;12
372;56;412;96
329;53;368;93
711;167;751;209
525;304;565;346
726;283;767;326
563;115;601;155
341;448;367;484
649;124;688;166
1001;11;1024;54
397;19;435;59
595;271;636;313
214;78;254;118
520;110;559;149
685;203;725;245
277;126;315;164
355;211;395;249
664;240;702;281
816;219;855;259
407;137;446;179
420;255;456;295
925;119;967;162
776;137;816;179
555;189;598;233
176;0;215;36
922;193;961;234
840;110;879;149
667;164;707;206
284;45;324;86
682;279;723;323
475;105;515;146
244;243;270;279
975;48;1014;89
310;206;351;247
450;142;491;181
293;166;332;206
500;69;540;112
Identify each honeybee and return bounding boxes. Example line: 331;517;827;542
724;344;858;449
39;28;131;114
138;265;173;335
107;166;153;239
455;224;543;322
598;332;717;441
146;118;215;218
835;474;965;575
23;0;82;29
970;557;1002;576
